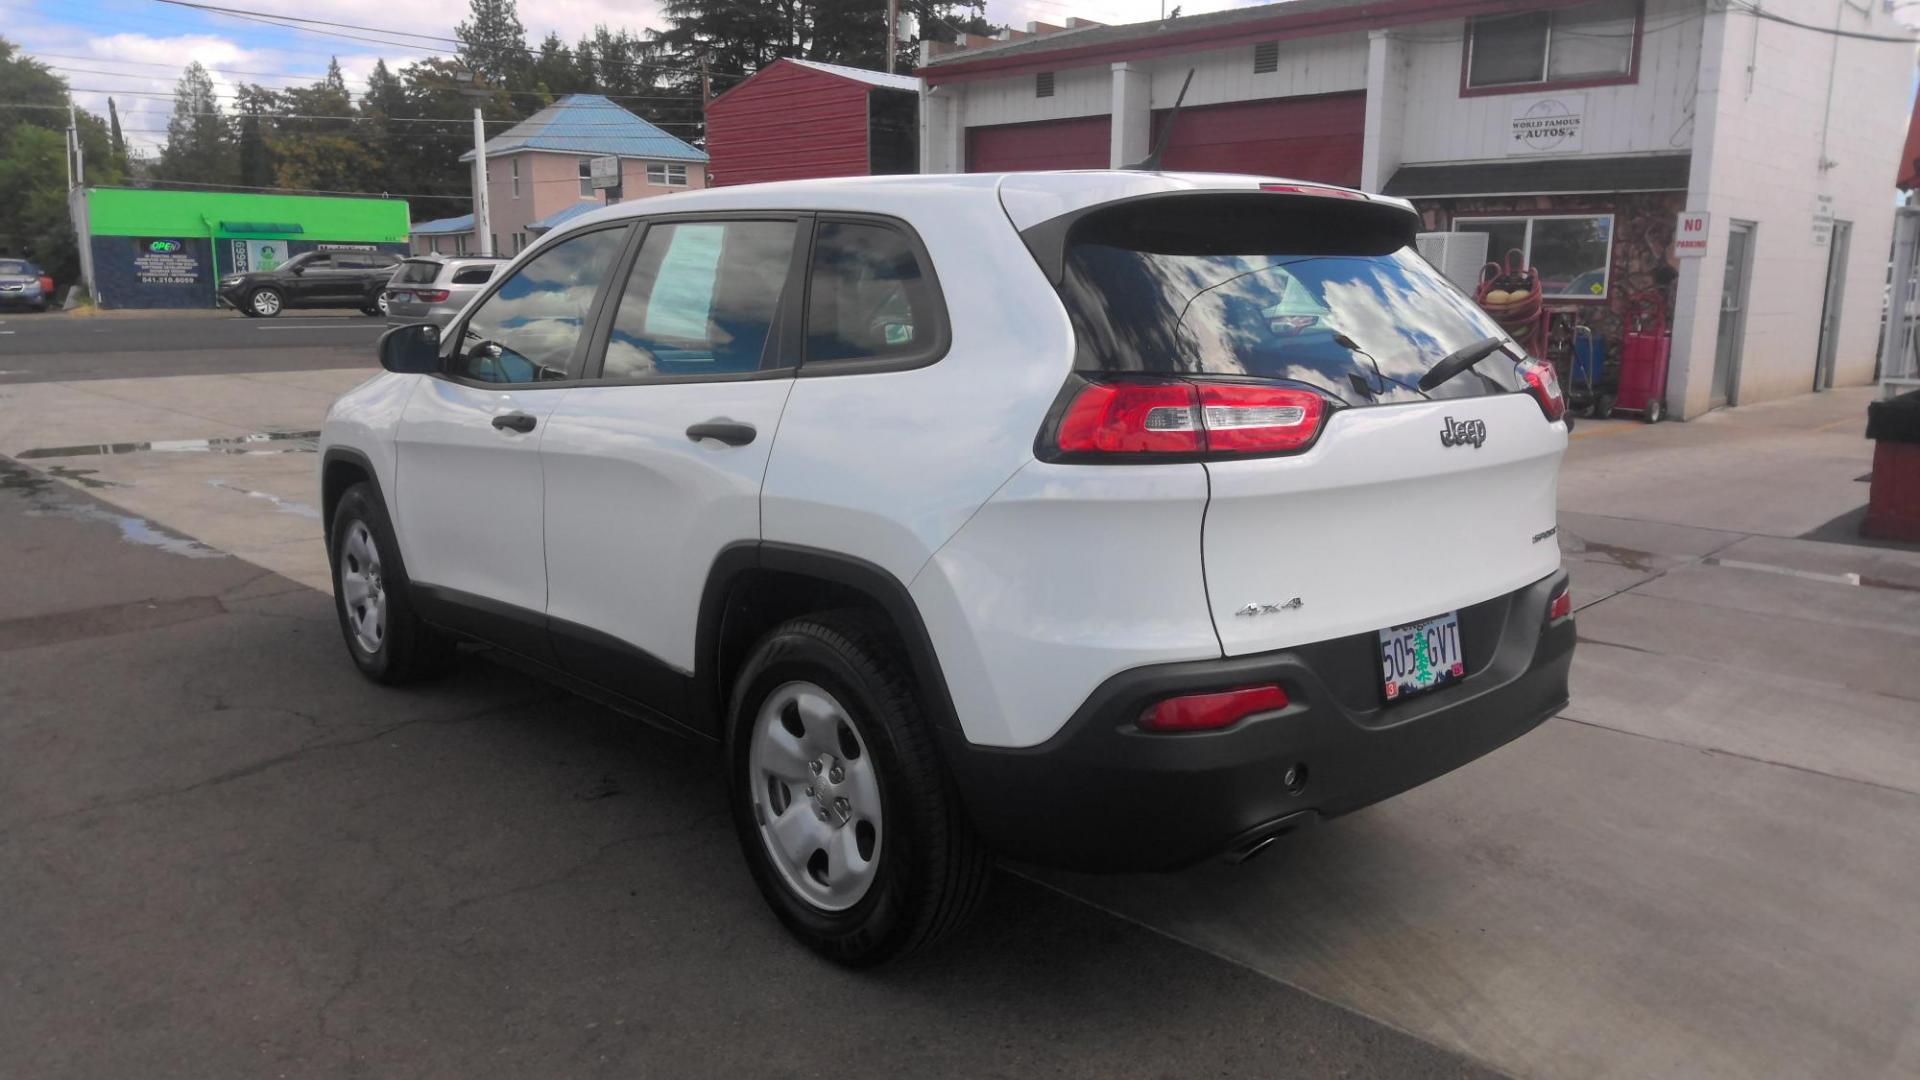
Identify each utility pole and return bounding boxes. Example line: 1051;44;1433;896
471;106;492;256
68;103;84;189
699;48;712;103
886;0;899;74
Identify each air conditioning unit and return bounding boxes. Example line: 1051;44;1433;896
1416;231;1490;293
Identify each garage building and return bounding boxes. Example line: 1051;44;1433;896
918;0;1915;418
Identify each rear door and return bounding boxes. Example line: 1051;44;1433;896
1045;190;1566;658
539;215;805;721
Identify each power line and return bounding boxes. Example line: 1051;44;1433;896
1725;0;1920;43
43;63;709;104
1;101;707;129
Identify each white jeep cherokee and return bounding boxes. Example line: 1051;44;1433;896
320;172;1574;965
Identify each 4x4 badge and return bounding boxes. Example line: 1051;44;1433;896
1440;416;1487;448
1235;597;1303;617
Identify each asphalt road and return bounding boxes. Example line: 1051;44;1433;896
0;311;382;383
0;455;1497;1079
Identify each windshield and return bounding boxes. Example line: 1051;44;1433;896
0;260;32;275
1056;218;1529;406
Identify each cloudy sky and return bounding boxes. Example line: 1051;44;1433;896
4;0;1259;155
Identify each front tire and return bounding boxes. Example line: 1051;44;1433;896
329;482;455;684
727;612;988;966
248;288;284;318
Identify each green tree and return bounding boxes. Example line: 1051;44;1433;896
0;38;67;146
456;0;527;85
0;126;78;278
233;84;278;188
156;61;234;183
106;97;128;172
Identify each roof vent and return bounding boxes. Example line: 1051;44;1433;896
1036;71;1055;98
1254;41;1279;74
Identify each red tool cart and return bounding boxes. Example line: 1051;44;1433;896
1613;289;1672;423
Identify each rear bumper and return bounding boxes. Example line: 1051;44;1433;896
938;569;1573;872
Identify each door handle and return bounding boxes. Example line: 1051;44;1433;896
686;420;756;446
491;412;538;433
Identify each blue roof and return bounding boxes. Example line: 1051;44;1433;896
529;200;608;232
460;94;706;163
410;213;473;235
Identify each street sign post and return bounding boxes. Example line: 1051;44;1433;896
590;156;621;190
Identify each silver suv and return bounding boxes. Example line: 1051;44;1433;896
384;256;505;327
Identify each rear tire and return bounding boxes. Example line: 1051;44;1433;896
1646;400;1665;424
727;611;988;966
329;482;456;684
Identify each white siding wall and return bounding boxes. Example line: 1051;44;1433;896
1141;33;1368;108
1395;0;1703;164
960;64;1110;127
1668;0;1914;415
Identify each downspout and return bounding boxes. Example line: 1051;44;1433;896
1819;0;1873;171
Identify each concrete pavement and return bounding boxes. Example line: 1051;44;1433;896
2;365;1917;1078
0;456;1498;1079
0;311;383;383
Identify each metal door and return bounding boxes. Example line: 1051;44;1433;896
1814;221;1851;391
1711;222;1755;409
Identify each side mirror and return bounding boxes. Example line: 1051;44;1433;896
288;264;305;275
378;323;441;374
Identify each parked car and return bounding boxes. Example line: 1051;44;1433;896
319;172;1574;966
384;255;505;328
219;250;402;318
0;258;51;311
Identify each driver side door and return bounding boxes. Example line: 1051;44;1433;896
392;223;634;657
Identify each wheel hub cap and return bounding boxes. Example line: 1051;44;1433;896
748;682;881;912
338;520;386;655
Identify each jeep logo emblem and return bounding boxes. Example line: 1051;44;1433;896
1440;416;1487;448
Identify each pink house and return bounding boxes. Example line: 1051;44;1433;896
416;94;709;256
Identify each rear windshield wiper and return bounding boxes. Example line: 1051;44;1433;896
1417;337;1510;393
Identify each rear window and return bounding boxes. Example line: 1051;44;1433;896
395;260;440;285
1053;197;1528;406
0;260;31;274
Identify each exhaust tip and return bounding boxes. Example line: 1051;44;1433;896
1224;809;1316;865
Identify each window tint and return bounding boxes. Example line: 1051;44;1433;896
451;226;629;384
396;260;440;285
601;219;797;380
451;266;495;285
804;221;937;364
292;253;331;270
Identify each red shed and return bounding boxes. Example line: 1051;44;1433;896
705;58;921;187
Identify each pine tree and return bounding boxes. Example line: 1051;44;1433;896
456;0;527;85
106;97;126;169
157;61;234;183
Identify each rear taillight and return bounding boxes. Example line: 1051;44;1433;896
1054;379;1328;458
1519;358;1566;422
1139;685;1290;732
38;275;53;295
414;289;451;303
1548;587;1572;622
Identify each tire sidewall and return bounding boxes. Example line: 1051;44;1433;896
329;486;394;679
727;629;923;962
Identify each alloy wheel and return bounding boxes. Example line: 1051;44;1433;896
337;520;386;655
251;290;281;316
749;681;882;912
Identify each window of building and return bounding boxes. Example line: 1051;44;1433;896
1036;71;1055;98
1453;214;1615;299
452;225;630;384
454;234;467;255
490;234;499;256
579;157;594;196
1465;0;1637;92
805;220;942;365
646;162;688;187
511;157;521;199
602;219;799;380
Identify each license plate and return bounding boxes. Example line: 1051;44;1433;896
1378;611;1465;702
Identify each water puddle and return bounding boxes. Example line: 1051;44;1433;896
1562;535;1661;573
206;478;321;520
1701;557;1920;593
0;458;224;559
17;430;321;460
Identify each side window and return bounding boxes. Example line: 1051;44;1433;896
451;226;629;385
601;219;798;380
302;254;335;271
451;266;495;285
804;220;940;365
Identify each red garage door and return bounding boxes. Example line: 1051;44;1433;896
1151;92;1365;186
968;115;1112;172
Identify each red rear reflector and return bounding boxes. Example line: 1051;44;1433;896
1139;685;1290;732
1519;357;1566;422
1259;183;1367;200
414;289;451;303
1549;588;1573;621
1055;381;1327;457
